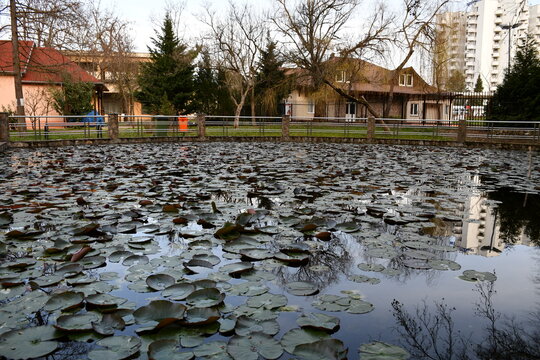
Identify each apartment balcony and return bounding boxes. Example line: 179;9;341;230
492;52;499;58
465;68;474;75
492;60;499;66
492;43;500;50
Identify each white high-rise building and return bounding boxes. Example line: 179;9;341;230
440;0;540;91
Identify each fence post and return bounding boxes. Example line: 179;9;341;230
0;112;9;143
197;113;206;140
367;116;375;141
282;115;290;141
108;113;119;142
457;119;467;143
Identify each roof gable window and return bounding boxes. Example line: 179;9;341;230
399;73;413;87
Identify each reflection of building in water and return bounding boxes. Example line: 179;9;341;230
458;194;532;257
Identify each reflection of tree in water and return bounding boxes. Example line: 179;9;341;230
487;187;540;245
271;237;353;291
392;281;540;360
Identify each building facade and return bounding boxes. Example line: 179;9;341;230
439;0;540;91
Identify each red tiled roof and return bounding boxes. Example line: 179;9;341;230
0;40;103;85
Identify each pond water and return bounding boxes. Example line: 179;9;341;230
0;142;538;360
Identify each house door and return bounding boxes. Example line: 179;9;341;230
345;102;356;122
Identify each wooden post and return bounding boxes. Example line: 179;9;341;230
367;116;375;141
282;115;290;140
0;112;9;143
457;119;467;143
108;113;119;142
197;114;206;140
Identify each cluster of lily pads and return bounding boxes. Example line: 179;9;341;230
0;143;537;359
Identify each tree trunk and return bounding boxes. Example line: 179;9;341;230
251;85;256;125
10;0;26;122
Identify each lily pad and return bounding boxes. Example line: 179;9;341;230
293;338;347;360
148;340;194;360
296;313;340;332
285;281;319;296
358;341;410;360
86;293;128;308
186;288;225;308
55;312;101;332
220;261;254;276
235;316;279;336
227;333;283;360
44;291;84;312
183;307;220;326
134;300;187;330
459;270;497;282
0;325;61;359
281;328;329;354
88;335;141;360
146;274;176;291
247;293;287;310
162;283;196;300
92;313;126;335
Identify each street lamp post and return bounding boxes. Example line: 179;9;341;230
500;23;520;70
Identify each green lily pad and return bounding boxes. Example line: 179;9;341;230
274;252;309;265
347;299;375;314
148;340;194;360
92;313;126;335
0;212;13;227
183;307;220;326
281;328;329;354
297;313;340;332
88;335;141;360
335;221;361;233
247;293;287;310
146;274;176;291
285;281;319;296
235;316;279;336
220;262;254;276
357;263;385;272
0;325;62;359
428;259;461;271
358;341;410;359
162;283;196;300
55;312;101;332
123;255;149;266
239;248;275;261
86;293;128;308
227;281;269;297
348;275;381;285
459;270;497;282
186;288;225;308
194;341;229;357
227;333;283;360
44;291;84;312
293;338;347;360
134;300;187;331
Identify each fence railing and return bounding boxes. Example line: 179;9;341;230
1;113;539;146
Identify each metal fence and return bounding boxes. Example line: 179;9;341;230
3;114;540;145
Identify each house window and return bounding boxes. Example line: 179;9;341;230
335;70;346;83
307;101;315;114
399;74;413;87
410;103;419;116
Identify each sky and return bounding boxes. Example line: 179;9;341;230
108;0;540;52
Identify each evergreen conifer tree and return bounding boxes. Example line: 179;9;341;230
136;15;196;115
488;36;540;124
255;40;289;116
474;76;483;93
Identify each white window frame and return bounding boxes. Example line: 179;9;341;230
335;70;346;83
307;101;315;114
399;74;414;87
410;103;419;116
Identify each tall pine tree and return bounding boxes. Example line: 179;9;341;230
193;50;234;115
255;41;289;116
136;15;196;115
488;36;540;124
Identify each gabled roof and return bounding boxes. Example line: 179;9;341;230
287;57;437;95
0;40;104;85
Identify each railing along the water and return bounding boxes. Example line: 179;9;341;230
8;115;108;141
118;115;198;138
205;115;282;137
3;113;540;145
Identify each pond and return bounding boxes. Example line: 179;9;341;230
0;142;538;360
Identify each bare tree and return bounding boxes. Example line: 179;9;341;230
202;1;266;127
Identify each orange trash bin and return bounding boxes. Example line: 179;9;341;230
179;117;188;132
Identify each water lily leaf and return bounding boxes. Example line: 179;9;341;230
79;255;106;269
220;262;253;276
347;300;375;314
184;259;214;273
148;340;194;360
239;248;274;261
134;300;187;330
357;263;385;272
274;252;309;265
194;341;228;357
293;338;347;360
428;259;461;271
123;254;149;266
88;335;141;360
92;313;126;335
0;212;13;227
183;307;220;326
86;293;128;308
186;288;225;308
162;283;196;300
235;316;279;336
44;291;84;312
215;223;244;241
281;328;329;354
227;333;283;360
55;263;84;277
227;281;268;297
109;250;134;263
247;293;287;310
285;281;319;296
0;325;61;359
146;274;176;291
315;231;332;241
459;270;497;282
55;312;100;332
348;275;381;285
297;313;340;332
334;221;361;233
358;341;410;360
181;335;204;348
